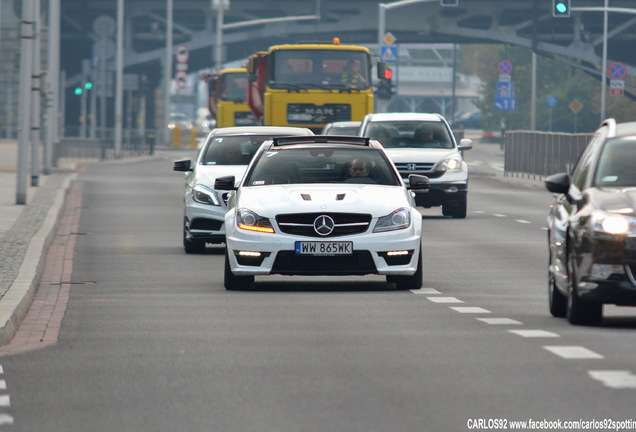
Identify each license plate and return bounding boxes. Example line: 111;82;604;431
295;241;353;255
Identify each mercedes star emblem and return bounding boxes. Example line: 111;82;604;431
313;215;335;236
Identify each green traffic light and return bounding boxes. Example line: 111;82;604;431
84;82;93;90
74;87;82;96
555;2;567;13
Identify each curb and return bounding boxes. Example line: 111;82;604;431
0;173;77;345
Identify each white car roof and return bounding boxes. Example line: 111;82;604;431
364;113;444;122
210;126;314;136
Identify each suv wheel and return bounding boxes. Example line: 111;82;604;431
443;198;467;219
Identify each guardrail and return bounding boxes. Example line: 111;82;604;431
503;131;593;179
55;129;158;165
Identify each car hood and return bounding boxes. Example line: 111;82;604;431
591;187;636;214
194;165;248;187
236;184;410;217
383;147;458;163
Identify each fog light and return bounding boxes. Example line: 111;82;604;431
238;251;261;257
448;186;459;193
387;250;409;256
590;264;625;280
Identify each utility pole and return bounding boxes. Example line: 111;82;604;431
17;0;35;204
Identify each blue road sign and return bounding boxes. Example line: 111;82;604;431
498;60;513;75
497;81;514;98
381;46;398;63
547;95;557;107
609;62;627;80
494;97;517;111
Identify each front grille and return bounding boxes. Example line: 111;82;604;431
394;162;435;172
190;218;223;231
272;251;377;275
287;103;352;125
276;213;372;238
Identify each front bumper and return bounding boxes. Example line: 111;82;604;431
226;229;422;277
184;194;228;244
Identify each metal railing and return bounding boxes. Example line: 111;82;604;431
503;131;592;179
55;128;158;164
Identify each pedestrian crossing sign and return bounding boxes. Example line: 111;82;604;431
381;46;398;63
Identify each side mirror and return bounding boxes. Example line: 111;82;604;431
545;172;570;195
458;138;473;151
408;174;430;191
173;159;192;172
214;175;237;191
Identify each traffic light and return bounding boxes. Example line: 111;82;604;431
74;87;82;96
440;0;458;6
84;81;93;91
376;68;395;99
552;0;570;17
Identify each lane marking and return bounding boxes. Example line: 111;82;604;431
0;414;13;425
477;318;523;325
544;345;604;359
427;296;463;304
450;306;491;314
515;219;531;224
588;370;636;389
493;214;507;217
473;210;485;214
0;395;9;407
0;381;5;391
411;288;440;295
509;329;559;338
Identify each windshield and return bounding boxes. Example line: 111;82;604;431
201;135;276;166
365;121;454;149
595;138;636;187
244;147;400;186
218;72;248;102
270;49;371;90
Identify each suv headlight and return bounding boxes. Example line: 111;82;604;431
237;209;275;233
374;208;411;232
192;184;221;206
591;210;634;235
437;156;462;172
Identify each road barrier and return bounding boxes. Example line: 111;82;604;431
55;129;157;164
503;131;592;179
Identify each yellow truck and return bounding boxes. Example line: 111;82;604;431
247;39;386;133
201;68;257;128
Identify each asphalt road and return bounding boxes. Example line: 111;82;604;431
1;151;635;432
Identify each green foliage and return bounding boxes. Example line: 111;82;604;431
458;44;633;133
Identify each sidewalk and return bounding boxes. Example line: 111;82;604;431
0;139;77;345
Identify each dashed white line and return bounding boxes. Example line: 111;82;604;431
544;345;604;359
588;370;636;389
477;318;523;325
493;214;507;218
427;296;463;303
0;396;9;407
509;329;559;338
0;414;13;425
515;219;531;224
411;288;441;295
450;306;491;314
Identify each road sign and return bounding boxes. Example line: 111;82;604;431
381;46;398;63
569;99;583;114
609;62;627;80
175;45;189;63
498;60;513;75
610;80;625;96
494;96;517;111
174;71;188;89
497;81;514;98
547;95;557;107
383;32;396;45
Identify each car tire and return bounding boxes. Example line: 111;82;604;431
566;252;602;326
183;223;206;254
443;198;467;219
224;248;254;291
548;268;567;318
393;247;422;290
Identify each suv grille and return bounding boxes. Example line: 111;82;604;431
276;213;372;238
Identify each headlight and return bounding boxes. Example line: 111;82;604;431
591;210;633;235
374;208;411;232
438;156;462;172
237;209;275;233
192;184;221;206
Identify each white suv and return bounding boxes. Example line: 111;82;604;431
214;135;430;290
358;113;472;218
173;126;313;253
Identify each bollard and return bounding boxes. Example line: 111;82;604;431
190;128;198;149
172;126;183;148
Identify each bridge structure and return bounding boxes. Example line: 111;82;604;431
3;0;636;134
